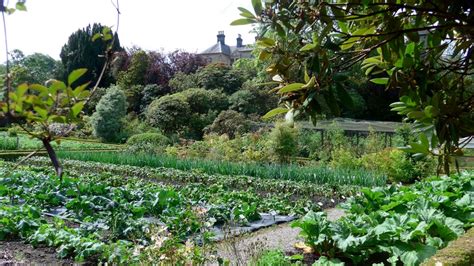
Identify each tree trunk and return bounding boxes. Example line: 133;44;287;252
42;139;63;180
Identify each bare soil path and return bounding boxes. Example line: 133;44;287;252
209;208;345;265
0;241;75;265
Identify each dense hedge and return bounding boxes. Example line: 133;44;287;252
423;227;474;266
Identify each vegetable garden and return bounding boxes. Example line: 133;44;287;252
1;0;473;265
0;156;358;264
1;156;472;265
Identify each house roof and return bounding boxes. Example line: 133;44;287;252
200;42;231;55
230;45;253;55
200;31;253;56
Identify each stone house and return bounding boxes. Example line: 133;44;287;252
199;31;253;65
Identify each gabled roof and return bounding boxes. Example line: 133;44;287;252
230;45;253;55
200;42;231;55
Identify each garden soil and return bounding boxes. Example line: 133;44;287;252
0;208;345;265
0;241;75;265
209;208;345;265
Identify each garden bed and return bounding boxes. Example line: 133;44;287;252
0;159;335;264
56;151;386;187
286;171;474;265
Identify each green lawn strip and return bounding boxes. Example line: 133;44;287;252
0;133;124;151
56;151;386;187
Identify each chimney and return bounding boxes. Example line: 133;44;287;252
217;31;225;44
236;34;243;48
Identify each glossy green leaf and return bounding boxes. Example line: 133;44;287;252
15;2;27;11
68;69;88;86
251;0;263;15
300;43;317;52
370;78;389;85
262;107;288;120
71;102;85;117
258;50;270;60
238;7;256;19
405;42;415;56
230;18;256;26
278;83;305;93
256;37;275;48
16;83;28;97
33;106;48;119
29;84;49;95
92;33;102;42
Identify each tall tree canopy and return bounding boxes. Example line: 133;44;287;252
2;50;62;85
60;23;122;88
233;0;474;174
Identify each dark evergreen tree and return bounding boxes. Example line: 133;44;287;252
60;23;122;88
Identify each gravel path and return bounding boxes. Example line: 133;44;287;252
209;208;345;265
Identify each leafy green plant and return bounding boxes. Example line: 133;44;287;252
0;1;119;178
28;156;359;202
90;86;128;143
267;122;299;163
253;250;300;266
0;135;17;150
292;172;474;265
55;151;386;187
205;110;251;139
146;94;191;134
234;0;474;174
126;132;170;154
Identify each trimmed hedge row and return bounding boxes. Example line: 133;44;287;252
423;227;474;266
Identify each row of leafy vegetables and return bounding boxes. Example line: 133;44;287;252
0;160;321;263
293;172;473;265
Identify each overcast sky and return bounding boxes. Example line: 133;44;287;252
0;0;256;62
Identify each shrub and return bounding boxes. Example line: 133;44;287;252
359;148;436;183
361;127;386;154
330;148;362;170
298;129;323;159
239;80;279;115
311;122;349;162
126;132;170;154
267;122;299;163
7;127;19;137
168;71;199;93
121;84;144;113
123;114;158;137
196;63;244;94
229;89;258;114
394;123;416;146
179;88;228;114
73;115;94;138
90;86;128;142
127;132;169;147
145;94;191;134
205;110;250;139
178;88;229;139
0;135;18;150
84;87;107;114
117;50;149;88
140;84;168;113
